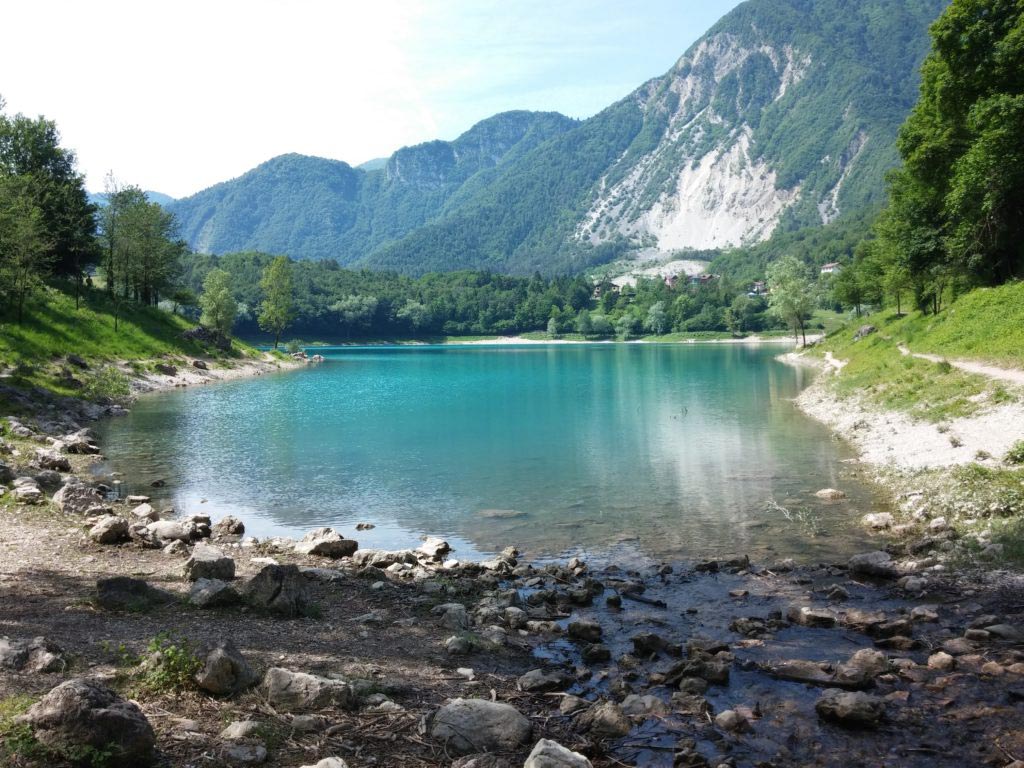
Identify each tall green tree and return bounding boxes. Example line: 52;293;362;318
199;268;237;338
766;255;814;345
257;255;295;348
0;176;51;323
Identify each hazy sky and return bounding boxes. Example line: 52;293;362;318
1;1;741;198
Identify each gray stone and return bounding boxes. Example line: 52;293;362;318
214;515;246;536
21;679;156;766
261;667;355;712
838;648;889;684
984;623;1024;642
787;605;838;628
53;479;105;515
621;694;668;717
568;619;602;642
189;578;240;608
714;709;749;732
290;714;328;733
432;602;470;630
244;564;311;617
0;462;13;484
927;652;956;671
184;543;235;581
815;689;885;727
14;482;42;503
445;635;473;655
299;760;349;768
224;743;267;764
848;551;899;579
578;701;630;738
195;642;258;695
295;527;357;558
430;698;532;755
146;519;198;544
131;503;159;521
89;515;129;544
34;448;70;472
417;536;451;560
518;668;571;692
524;738;592;768
95;577;170;612
220;720;262;740
853;324;877;341
815;488;846;500
0;636;65;673
861;512;894;529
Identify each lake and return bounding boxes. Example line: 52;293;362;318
96;343;884;564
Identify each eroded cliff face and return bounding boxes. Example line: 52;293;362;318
576;35;819;251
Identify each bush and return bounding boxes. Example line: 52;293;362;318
82;366;133;405
1005;440;1024;465
138;633;201;693
285;339;303;354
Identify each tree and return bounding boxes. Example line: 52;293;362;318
331;294;378;338
0;176;51;323
574;309;592;336
546;316;559;337
590;313;613;336
0;104;97;289
199;268;237;338
615;313;640;340
169;287;198;315
257;256;295;348
644;301;668;335
766;255;814;345
396;300;430;334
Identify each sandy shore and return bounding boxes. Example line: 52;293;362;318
783;350;1024;470
124;353;303;396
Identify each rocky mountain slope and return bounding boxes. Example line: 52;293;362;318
169;0;948;275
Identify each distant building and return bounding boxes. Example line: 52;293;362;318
689;273;719;285
820;262;843;275
664;273;679;288
750;280;766;295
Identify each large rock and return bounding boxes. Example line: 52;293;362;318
0;462;15;484
431;698;532;755
518;668;571;693
0;636;65;673
13;479;43;503
95;577;171;612
89;515;129;544
294;527;357;558
62;431;100;454
189;578;241;608
418;536;451;561
53;479;105;515
21;679;156;766
524;739;592;768
194;642;258;696
568;619;602;642
815;689;885;727
244;565;311;617
578;701;631;738
34;448;71;472
184;543;235;581
146;519;200;545
214;515;246;536
848;551;899;579
350;549;418;568
261;667;355;712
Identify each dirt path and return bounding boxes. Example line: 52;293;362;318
897;343;1024;385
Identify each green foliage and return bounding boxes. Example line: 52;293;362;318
82;366;132;405
199;268;237;337
767;255;815;343
1005;441;1024;466
257;255;295;348
137;632;201;694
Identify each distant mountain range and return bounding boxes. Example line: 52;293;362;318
165;0;948;275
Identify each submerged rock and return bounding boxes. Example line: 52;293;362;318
578;701;631;738
815;689;885;727
848;551;899;579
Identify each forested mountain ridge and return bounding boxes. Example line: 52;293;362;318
168;0;948;275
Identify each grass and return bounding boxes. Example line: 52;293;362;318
816;284;1024;422
0;282;262;401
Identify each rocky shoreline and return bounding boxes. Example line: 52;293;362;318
1;365;1023;767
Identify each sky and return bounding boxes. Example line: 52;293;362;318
0;0;742;199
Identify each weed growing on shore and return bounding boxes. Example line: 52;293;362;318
1005;440;1024;465
137;632;202;694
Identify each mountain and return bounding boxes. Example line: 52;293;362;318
88;190;176;208
169;0;948;275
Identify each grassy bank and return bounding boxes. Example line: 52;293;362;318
0;283;263;403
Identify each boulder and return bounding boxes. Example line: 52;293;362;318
350;548;418;568
815;689;885;727
294;527;357;558
430;698;532;755
524;739;592;768
262;668;354;712
145;519;197;545
578;701;630;738
245;565;311;617
131;502;159;521
861;512;894;530
184;543;236;581
53;479;105;515
853;324;877;341
34;448;71;472
194;642;258;696
518;668;571;692
848;551;899;579
214;515;246;536
62;432;100;454
0;636;65;673
417;536;451;561
568;619;602;642
35;469;64;491
14;481;43;503
89;515;129;544
432;603;470;630
95;577;171;612
838;648;889;684
787;605;838;628
21;679;156;766
189;578;240;608
0;462;15;484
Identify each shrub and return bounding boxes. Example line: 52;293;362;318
1006;440;1024;465
82;366;133;405
138;633;201;693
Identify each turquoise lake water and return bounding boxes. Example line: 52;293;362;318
96;344;884;563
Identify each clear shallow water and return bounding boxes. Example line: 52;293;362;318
96;344;885;563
